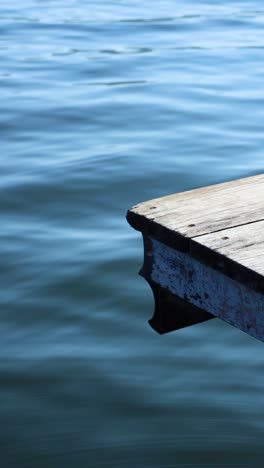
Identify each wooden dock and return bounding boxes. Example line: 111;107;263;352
127;174;264;342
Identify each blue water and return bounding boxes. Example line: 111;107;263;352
1;1;264;466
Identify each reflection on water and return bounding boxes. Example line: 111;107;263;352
1;0;264;466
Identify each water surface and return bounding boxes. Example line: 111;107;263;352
1;1;264;466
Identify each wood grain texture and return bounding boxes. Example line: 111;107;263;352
195;219;264;276
127;174;264;238
127;173;264;293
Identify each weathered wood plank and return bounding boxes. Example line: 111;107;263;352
194;219;264;276
127;174;264;341
127;174;264;293
127;174;264;238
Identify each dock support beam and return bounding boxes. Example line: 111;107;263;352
147;279;214;334
138;235;264;341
